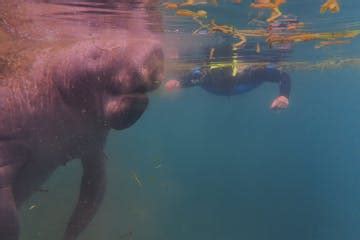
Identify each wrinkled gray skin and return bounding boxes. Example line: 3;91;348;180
0;2;164;240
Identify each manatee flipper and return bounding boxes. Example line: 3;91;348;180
64;151;106;240
0;164;20;240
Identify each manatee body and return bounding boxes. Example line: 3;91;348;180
0;29;164;240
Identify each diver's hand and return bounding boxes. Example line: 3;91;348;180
270;96;289;110
165;79;181;92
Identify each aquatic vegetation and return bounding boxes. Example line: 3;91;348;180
200;20;248;49
164;2;179;9
165;0;358;53
237;58;360;72
171;2;360;58
267;30;360;45
180;0;218;6
320;0;340;14
250;0;287;22
314;40;351;48
164;0;217;9
176;9;208;18
193;19;267;49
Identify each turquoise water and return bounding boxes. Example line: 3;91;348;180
17;1;360;240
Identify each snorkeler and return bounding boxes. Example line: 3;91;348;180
164;14;296;110
165;63;290;110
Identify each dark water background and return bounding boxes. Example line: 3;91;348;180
18;0;360;239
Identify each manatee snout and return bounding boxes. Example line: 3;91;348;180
103;39;164;130
124;41;164;93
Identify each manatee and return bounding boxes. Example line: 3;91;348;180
0;0;164;239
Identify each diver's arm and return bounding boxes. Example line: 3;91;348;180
251;67;291;110
277;71;291;98
251;67;291;98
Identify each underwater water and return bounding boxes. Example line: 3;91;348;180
4;0;359;240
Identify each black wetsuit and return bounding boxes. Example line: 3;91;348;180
179;65;291;98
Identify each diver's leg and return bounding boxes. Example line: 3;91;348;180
64;151;106;240
0;164;20;240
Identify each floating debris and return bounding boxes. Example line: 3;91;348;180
153;157;163;168
154;164;162;169
209;48;215;60
132;172;143;187
29;205;38;210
